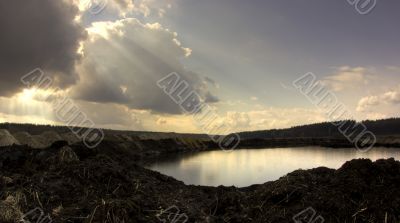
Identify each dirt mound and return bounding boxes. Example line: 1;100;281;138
1;141;400;222
0;129;19;147
0;196;23;223
57;146;79;164
13;132;44;148
118;134;136;142
32;131;63;148
103;133;124;141
41;131;63;141
60;132;81;145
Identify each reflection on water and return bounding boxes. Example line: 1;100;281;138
146;147;400;187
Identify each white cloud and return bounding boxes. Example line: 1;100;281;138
224;112;251;129
75;0;134;16
72;18;217;114
386;66;400;73
322;66;370;91
76;0;173;20
218;107;327;132
365;112;387;120
74;101;143;127
357;85;400;112
382;90;400;104
356;95;380;112
250;96;258;101
129;0;173;18
134;106;329;133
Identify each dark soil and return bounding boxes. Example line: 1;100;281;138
1;140;400;222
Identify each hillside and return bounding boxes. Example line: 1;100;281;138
0;123;211;141
238;118;400;139
2;118;400;142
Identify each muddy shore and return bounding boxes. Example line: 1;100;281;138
1;139;400;222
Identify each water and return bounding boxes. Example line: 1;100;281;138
147;147;400;187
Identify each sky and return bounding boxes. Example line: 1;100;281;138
0;0;399;133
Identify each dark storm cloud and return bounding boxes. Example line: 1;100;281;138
0;0;86;96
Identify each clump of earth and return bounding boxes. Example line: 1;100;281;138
13;132;44;148
11;131;69;149
0;130;19;147
33;131;63;148
59;132;81;145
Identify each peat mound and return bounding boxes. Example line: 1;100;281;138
0;129;19;147
13;131;44;148
1;143;400;222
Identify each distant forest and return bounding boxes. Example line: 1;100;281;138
0;118;399;139
238;118;400;139
0;123;209;139
0;123;145;135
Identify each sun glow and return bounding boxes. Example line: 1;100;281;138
19;88;38;102
17;88;56;104
2;88;57;124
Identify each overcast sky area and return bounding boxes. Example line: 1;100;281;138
0;0;399;133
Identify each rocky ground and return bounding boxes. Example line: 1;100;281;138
1;139;400;223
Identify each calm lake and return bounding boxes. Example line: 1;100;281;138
147;147;400;187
